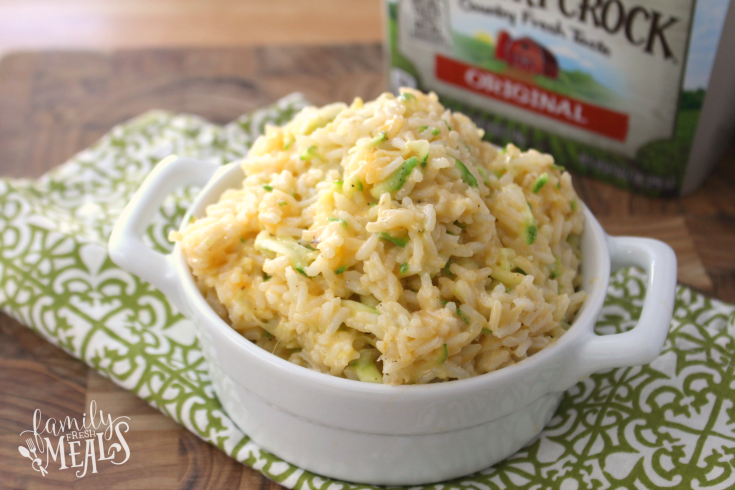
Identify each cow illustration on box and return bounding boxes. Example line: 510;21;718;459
495;31;559;79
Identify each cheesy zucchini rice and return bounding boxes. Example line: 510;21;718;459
173;89;585;385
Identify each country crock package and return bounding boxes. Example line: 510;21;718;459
384;0;735;196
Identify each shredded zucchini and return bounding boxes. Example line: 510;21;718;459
442;259;452;276
525;223;538;245
550;255;563;279
300;116;331;135
490;248;525;286
361;131;387;147
254;231;318;277
477;166;490;184
523;203;538;245
379;232;409;248
405;140;430;168
300;145;318;161
491;269;525;286
343;176;364;197
532;173;549;193
342;300;379;315
349;349;383;383
454;159;478;187
328;217;347;228
370;156;419;198
437;344;448;363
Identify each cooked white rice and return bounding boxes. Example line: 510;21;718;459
173;89;585;385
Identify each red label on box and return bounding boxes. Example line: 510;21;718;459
435;55;629;142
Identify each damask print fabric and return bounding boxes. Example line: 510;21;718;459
1;94;734;489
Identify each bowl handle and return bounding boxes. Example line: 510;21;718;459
557;236;677;391
108;155;220;312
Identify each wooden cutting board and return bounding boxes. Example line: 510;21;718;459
0;44;733;489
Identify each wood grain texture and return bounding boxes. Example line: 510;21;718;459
0;45;732;489
0;0;384;58
597;216;712;292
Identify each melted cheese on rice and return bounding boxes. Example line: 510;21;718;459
173;89;585;385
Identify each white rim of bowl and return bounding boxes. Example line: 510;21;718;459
175;163;610;397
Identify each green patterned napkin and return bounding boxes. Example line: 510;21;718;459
1;94;735;490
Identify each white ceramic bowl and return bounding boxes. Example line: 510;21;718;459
109;156;677;486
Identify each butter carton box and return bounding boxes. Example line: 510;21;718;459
384;0;735;196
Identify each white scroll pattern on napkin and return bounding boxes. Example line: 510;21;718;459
1;94;734;489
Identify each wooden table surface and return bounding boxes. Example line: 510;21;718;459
0;0;383;58
0;44;733;489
